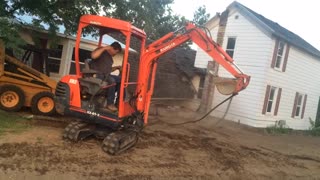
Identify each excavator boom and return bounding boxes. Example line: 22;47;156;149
137;23;250;122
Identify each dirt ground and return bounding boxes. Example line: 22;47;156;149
0;112;320;180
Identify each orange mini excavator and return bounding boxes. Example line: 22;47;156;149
54;15;250;155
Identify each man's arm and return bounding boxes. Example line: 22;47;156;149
112;65;122;72
91;46;111;59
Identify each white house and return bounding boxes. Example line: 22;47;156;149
18;28;124;81
195;1;320;130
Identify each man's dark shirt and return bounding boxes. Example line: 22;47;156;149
90;49;113;77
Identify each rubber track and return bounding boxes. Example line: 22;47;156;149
63;121;89;142
102;131;138;155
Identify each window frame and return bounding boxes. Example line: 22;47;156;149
274;41;286;70
69;46;92;74
266;86;277;113
295;94;303;117
48;44;63;73
225;37;236;58
271;39;290;72
262;85;282;116
292;92;307;118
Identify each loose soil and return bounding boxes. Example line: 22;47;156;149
0;114;320;180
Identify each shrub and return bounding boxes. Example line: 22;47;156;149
308;118;320;136
265;120;292;134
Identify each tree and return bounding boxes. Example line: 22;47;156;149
0;18;26;49
1;0;210;49
7;0;113;33
193;5;210;26
0;0;176;44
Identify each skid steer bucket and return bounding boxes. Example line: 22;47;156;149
213;77;238;95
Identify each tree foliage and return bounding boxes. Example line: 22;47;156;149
193;5;210;26
1;0;210;48
0;18;25;49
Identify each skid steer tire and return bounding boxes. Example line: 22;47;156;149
0;85;25;112
31;91;56;115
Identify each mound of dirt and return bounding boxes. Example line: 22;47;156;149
0;115;320;179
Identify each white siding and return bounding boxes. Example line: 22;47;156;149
205;9;320;130
208;10;275;127
264;46;320;129
194;6;320;130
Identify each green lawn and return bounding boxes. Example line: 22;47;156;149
0;110;30;135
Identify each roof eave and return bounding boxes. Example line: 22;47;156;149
230;1;320;59
229;1;275;35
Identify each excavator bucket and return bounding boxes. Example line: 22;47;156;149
213;77;238;95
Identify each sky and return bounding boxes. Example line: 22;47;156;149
171;0;320;51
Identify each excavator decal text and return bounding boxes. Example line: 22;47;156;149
90;21;102;25
69;79;78;84
86;110;100;117
160;42;176;52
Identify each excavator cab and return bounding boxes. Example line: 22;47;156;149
55;15;147;154
54;15;250;155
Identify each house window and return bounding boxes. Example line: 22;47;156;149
275;41;285;69
226;37;236;58
292;93;307;118
262;85;282;115
295;94;303;116
69;47;92;74
266;87;277;113
271;40;290;72
48;44;63;73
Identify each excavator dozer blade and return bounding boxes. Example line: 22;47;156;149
213;77;238;95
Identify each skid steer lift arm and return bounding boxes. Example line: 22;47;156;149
137;23;250;122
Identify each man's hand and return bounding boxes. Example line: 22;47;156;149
112;65;122;72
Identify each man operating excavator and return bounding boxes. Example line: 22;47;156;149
90;41;122;112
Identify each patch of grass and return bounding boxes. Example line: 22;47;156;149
0;110;30;135
308;127;320;136
308;118;320;136
265;120;293;134
266;125;293;134
266;118;320;136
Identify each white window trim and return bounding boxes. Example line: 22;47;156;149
274;41;286;71
48;44;64;74
294;93;304;117
225;37;236;58
266;86;278;115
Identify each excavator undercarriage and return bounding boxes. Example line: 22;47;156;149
62;114;143;154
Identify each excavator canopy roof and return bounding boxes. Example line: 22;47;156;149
79;15;147;40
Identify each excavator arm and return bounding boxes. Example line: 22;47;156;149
137;23;250;122
142;22;250;94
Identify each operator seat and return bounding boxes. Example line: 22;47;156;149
79;59;108;96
